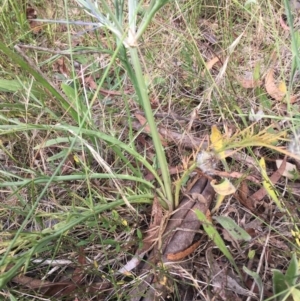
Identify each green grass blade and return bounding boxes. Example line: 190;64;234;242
0;173;154;188
0;195;152;288
194;209;241;277
0;42;80;123
0;122;162;187
243;266;264;301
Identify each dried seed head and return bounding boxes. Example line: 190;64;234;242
196;151;219;175
288;130;300;157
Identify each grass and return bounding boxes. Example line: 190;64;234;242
1;0;300;300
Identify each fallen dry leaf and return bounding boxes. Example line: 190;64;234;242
214;170;260;184
234;180;256;212
211;178;236;195
128;119;209;149
12;249;87;298
276;159;297;179
83;75;98;90
265;68;286;101
129;176;216;301
289;94;298;104
206;250;256;300
55;58;69;78
201;56;220;76
26;7;43;34
61;153;76;175
78;69;132;96
43;249;87;297
162;178;215;260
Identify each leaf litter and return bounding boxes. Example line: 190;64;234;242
3;0;300;300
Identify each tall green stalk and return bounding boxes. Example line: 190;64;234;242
60;0;174;209
129;47;173;210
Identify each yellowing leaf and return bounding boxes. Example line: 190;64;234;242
291;288;300;301
73;154;80;163
210;125;226;159
211;178;236;195
259;157;284;211
278;81;287;93
211;179;236;213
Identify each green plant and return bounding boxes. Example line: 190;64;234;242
36;0;174;209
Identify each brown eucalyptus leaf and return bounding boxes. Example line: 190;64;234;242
265;68;286;101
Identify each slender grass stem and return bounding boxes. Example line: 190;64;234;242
129;47;173;210
136;0;168;41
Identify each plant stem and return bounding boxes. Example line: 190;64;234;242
135;0;168;41
129;47;173;210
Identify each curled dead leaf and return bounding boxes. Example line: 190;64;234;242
201;56;220;76
265;68;286;101
54;58;69;78
211;178;236;195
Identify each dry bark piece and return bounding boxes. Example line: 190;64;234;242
129;176;216;301
166;240;201;261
